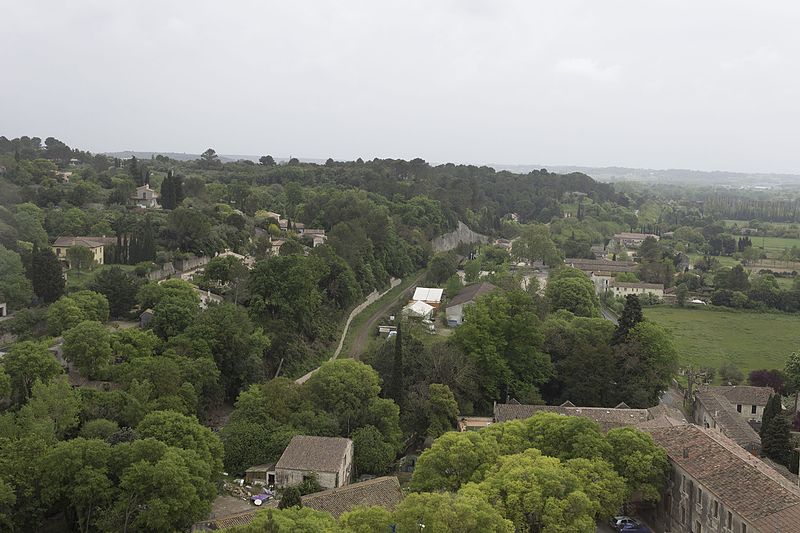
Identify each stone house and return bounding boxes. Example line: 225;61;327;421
709;385;772;424
131;184;160;209
52;236;113;266
0;302;6;318
609;281;665;299
274;435;353;490
693;389;761;454
647;424;800;533
612;232;660;248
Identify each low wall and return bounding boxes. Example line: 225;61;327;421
295;277;401;385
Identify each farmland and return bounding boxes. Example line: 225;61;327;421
644;306;800;377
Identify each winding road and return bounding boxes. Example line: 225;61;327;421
348;271;426;359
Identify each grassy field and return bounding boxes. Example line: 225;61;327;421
644;306;800;376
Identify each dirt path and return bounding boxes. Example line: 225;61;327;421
348;272;426;359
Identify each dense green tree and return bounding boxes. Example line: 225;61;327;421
30;247;65;303
425;383;459;437
47;291;109;335
39;438;113;533
611;294;643;345
183;303;269;400
0;245;32;310
393;487;514;533
17;376;81;439
452;290;552;406
221;420;296;476
513;224;563;266
339;506;393;533
605;427;669;501
784;351;800;413
352;424;396;475
111;328;160;360
762;413;794;467
545;268;600;318
79;418;119;440
3;340;62;402
13;203;49;248
410;431;498;492
0;366;10;404
90;266;140;318
612;322;678;408
478;449;597;532
426;251;460;284
63;321;112;379
136;410;224;475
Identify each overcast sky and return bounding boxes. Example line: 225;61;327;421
3;1;800;173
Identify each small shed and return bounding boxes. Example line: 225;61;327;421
244;464;276;485
0;302;6;318
139;308;154;328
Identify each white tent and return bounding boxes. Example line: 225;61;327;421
403;300;434;319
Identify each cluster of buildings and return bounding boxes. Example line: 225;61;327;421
193;435;404;531
400;283;499;327
488;381;800;533
566;257;666;300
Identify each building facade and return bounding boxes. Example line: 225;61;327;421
274;435;353;490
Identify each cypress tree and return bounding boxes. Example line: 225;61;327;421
389;321;404;406
161;171;176;209
611;294;643;345
760;394;781;441
31;247;65;303
762;412;793;467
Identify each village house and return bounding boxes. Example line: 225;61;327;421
612;232;660;248
647;424;800;533
0;302;7;318
692;389;762;454
191;477;402;531
52;236;114;266
444;282;497;326
303;228;327;247
274;435;353;490
131;184;160;209
138;308;154;329
609;281;665;299
708;385;773;424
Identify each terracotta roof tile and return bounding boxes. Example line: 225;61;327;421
493;403;650;432
275;435;351;473
647;425;800;532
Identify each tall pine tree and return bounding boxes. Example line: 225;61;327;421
611;294;643;345
30;247;65;303
760;394;781;441
388;321;404;406
762;412;793;467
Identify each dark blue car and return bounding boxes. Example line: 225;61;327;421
620;522;652;533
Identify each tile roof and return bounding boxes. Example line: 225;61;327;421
564;259;638;273
493;403;650;432
52;236;110;248
275;435;351;473
693;390;761;450
711;385;773;406
192;477;403;530
610;281;664;290
446;282;497;308
647;425;800;533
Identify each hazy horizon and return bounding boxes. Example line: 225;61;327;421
5;1;800;175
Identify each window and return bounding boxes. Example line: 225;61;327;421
696;487;703;508
695;520;702;533
741;524;747;533
681;475;686;491
726;511;732;529
751;405;757;414
681;505;686;524
736;404;742;412
713;500;719;518
56;248;61;256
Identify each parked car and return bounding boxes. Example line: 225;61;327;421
610;516;637;531
620;522;652;533
250;491;275;506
